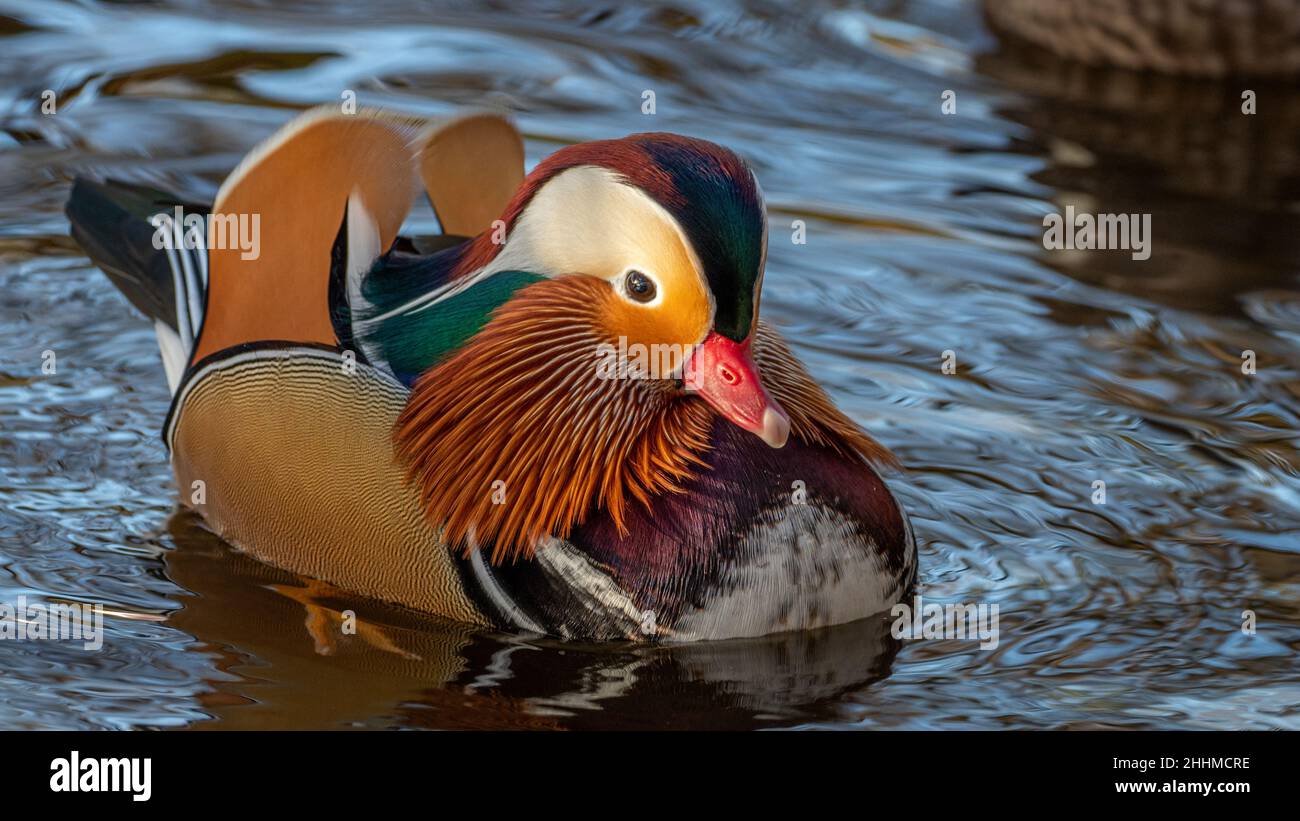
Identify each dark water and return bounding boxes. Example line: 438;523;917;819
2;0;1299;730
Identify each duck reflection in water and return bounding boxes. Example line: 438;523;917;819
162;510;902;730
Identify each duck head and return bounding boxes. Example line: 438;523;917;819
455;133;789;447
396;134;884;562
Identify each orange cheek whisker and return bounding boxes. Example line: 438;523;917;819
394;275;715;564
394;278;895;566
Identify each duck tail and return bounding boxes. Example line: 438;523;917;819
66;177;210;393
66;108;525;395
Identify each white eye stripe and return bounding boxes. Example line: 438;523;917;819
479;165;706;310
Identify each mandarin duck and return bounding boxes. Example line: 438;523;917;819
983;0;1300;77
66;107;915;642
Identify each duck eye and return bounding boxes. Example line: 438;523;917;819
624;270;656;303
